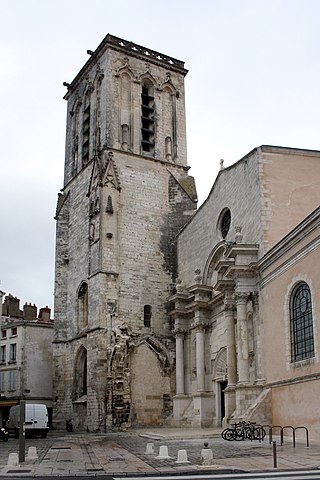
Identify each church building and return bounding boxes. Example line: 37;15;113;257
54;34;320;439
171;145;320;440
53;34;197;430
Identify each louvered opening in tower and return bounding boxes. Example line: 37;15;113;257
141;84;155;154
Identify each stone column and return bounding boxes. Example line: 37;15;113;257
224;294;237;386
175;331;185;395
196;324;205;392
236;293;249;383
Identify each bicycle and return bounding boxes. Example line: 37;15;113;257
221;421;266;441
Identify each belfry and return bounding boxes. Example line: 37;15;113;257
53;34;197;430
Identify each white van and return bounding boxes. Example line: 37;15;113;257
7;403;49;438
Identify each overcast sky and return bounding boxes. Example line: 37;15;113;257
1;0;320;311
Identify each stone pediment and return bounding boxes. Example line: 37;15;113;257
87;151;121;196
102;152;121;191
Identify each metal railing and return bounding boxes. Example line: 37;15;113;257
268;424;309;448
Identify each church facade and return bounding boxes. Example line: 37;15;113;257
171;146;320;440
54;34;320;438
53;35;197;430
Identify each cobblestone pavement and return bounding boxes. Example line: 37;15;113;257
0;429;318;476
112;433;269;467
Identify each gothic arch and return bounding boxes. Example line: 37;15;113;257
119;72;133;151
162;85;176;161
134;335;174;374
138;72;157;87
70;96;82;117
77;282;88;331
162;83;175;96
115;60;135;80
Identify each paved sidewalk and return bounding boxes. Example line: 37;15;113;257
0;428;319;476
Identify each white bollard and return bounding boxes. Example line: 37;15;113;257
157;445;171;459
145;442;154;455
27;446;38;460
8;453;19;466
201;447;214;466
175;449;189;463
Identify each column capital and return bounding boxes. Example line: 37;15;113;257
174;327;187;336
224;292;235;311
235;292;250;305
192;320;208;332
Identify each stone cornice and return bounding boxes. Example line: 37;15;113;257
208;292;225;307
212;278;234;292
223;263;258;280
184;301;212;314
62;147;190;191
267;370;320;389
53;326;103;344
225;243;259;259
168;292;190;303
259;206;320;273
64;34;187;99
187;284;212;296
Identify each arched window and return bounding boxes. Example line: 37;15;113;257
141;81;155;154
77;282;88;330
290;282;314;362
144;305;152;328
74;346;87;399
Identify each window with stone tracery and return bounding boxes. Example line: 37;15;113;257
290;282;314;362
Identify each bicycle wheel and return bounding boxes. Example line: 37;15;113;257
252;426;266;440
222;428;235;441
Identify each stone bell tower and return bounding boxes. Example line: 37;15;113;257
53;34;197;431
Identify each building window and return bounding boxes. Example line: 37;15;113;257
9;344;16;362
74;346;87;399
11;327;17;336
144;305;152;328
219;208;231;239
82;93;91;165
290;282;314;362
0;372;5;391
1;330;7;339
0;346;6;363
9;371;15;390
77;282;88;330
141;82;155;154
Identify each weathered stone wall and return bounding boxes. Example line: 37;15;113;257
63;36;188;187
54;35;196;430
130;344;172;425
